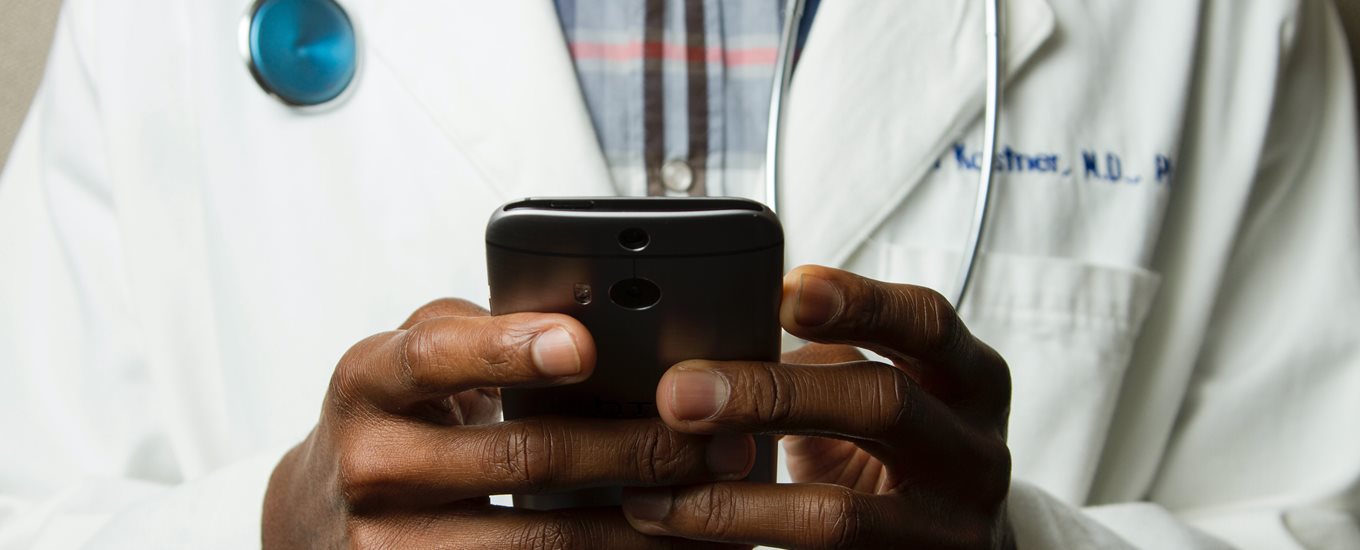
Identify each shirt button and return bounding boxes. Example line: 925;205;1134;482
661;159;694;193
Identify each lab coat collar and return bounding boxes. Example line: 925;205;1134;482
780;0;1056;267
358;0;615;200
359;0;1055;267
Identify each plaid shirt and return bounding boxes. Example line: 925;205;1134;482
554;0;818;198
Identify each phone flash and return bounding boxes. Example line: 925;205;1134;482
573;283;593;305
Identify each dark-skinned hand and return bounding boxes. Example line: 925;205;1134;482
263;298;750;549
622;265;1015;550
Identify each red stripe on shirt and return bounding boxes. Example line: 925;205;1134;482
568;41;779;66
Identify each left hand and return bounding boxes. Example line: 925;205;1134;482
621;265;1014;549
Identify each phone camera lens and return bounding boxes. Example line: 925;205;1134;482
609;278;661;310
618;228;649;251
573;283;593;305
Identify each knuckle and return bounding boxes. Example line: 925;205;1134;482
407;297;488;326
328;365;364;414
511;515;589;550
634;422;683;484
335;436;394;511
913;287;967;357
689;484;739;540
751;364;795;425
842;277;889;334
329;333;391;410
422;297;474;314
942;511;1003;550
483;318;537;379
409;299;452;325
799;488;860;550
489;419;557;493
398;323;441;395
977;444;1013;509
344;517;401;550
951;432;1012;516
869;366;916;438
841;279;972;361
983;346;1014;409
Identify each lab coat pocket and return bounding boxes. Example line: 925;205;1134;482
860;242;1162;503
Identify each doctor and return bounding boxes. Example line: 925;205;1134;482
1;0;1358;548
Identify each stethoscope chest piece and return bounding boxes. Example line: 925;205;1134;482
241;0;357;107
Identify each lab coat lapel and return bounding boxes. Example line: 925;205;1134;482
781;0;1056;268
361;1;614;198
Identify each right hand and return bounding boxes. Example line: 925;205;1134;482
262;298;754;549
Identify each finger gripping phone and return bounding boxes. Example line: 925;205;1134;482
486;197;783;510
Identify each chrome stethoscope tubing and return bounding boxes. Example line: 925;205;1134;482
765;0;1005;309
764;0;804;220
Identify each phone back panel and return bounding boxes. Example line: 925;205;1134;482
486;198;783;509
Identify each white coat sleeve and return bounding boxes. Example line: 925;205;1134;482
1008;0;1360;548
0;3;282;548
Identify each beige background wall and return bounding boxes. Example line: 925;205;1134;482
2;0;1360;173
1340;0;1360;83
0;0;62;171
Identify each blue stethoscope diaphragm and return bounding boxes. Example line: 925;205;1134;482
242;0;357;107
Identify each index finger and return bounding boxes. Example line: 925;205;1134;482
397;297;491;329
333;312;596;415
622;482;909;549
779;265;1007;402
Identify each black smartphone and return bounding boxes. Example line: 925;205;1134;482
486;197;783;511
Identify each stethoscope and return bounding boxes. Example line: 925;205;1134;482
241;0;1004;308
768;0;1005;308
240;0;358;107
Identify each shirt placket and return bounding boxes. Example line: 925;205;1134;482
643;0;713;197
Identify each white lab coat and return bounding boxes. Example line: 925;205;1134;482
1;0;1357;547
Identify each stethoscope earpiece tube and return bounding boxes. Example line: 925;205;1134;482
764;0;806;218
763;0;1005;310
951;0;1004;310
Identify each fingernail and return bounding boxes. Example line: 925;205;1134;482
623;487;673;522
670;370;729;421
706;434;752;476
531;328;581;377
795;274;842;327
